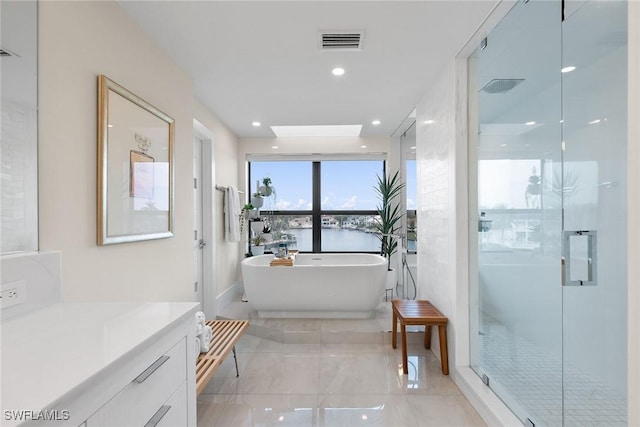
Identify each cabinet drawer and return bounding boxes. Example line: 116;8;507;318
144;381;187;427
86;338;186;427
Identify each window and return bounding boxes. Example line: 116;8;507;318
249;161;313;252
249;160;384;253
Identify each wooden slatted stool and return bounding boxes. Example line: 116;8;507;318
196;319;249;395
391;299;449;375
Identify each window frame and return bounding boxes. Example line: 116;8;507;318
248;159;384;253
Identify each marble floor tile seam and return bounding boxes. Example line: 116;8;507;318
246;325;429;345
198;393;483;427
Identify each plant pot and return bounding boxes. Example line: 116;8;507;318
248;210;259;220
250;221;264;234
386;267;397;291
261;233;273;243
251;245;265;255
251;196;264;208
259;185;273;197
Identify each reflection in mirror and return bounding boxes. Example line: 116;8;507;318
1;0;38;254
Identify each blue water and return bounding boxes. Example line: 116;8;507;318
286;228;416;252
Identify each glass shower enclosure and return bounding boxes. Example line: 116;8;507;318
468;1;628;425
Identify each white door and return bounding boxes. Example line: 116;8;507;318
193;120;217;319
193;136;204;304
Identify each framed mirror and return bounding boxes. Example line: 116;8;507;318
97;75;174;245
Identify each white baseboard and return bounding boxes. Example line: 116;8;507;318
453;367;522;427
215;280;244;313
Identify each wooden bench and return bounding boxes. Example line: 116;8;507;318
195;319;249;395
391;299;449;375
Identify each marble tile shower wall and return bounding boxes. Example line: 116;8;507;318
415;60;457;362
1;103;38;254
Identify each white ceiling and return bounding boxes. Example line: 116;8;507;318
117;1;498;138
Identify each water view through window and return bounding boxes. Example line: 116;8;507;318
250;160;384;252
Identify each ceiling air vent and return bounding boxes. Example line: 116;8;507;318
480;79;524;94
319;31;364;51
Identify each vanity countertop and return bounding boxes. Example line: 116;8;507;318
1;302;199;423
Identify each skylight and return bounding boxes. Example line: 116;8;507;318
270;125;362;137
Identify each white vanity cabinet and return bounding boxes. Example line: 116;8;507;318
84;338;187;426
1;302;199;427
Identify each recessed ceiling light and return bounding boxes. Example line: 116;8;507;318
525;121;536;126
108;124;113;128
360;145;367;148
372;120;381;125
500;143;508;147
252;121;261;127
272;146;278;149
424;120;434;125
588;119;601;125
409;146;416;149
561;66;576;73
332;67;345;76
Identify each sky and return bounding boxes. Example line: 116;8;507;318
251;160;417;212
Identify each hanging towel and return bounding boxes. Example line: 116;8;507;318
224;185;241;242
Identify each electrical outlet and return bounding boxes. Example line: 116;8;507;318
1;280;26;309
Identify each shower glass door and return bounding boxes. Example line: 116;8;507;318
469;0;627;425
561;1;628;425
469;1;564;424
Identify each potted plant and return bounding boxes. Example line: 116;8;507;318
374;171;406;290
259;177;274;197
250;217;264;235
251;191;264;209
251;235;265;255
261;223;273;243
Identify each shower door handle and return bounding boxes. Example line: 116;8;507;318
562;230;597;286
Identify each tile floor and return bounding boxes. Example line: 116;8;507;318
197;300;486;427
479;314;627;427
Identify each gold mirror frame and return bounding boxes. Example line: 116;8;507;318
97;75;174;245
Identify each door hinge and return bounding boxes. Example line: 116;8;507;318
194;178;197;189
194;230;198;240
482;374;490;386
194;281;198;292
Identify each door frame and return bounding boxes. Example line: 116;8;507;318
193;119;217;319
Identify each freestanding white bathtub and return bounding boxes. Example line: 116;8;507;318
241;253;387;318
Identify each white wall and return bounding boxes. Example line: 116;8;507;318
194;102;242;298
39;1;194;302
239;136;389;157
628;2;640;424
415;59;459;363
238;135;391;198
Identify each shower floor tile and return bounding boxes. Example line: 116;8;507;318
479;314;627;426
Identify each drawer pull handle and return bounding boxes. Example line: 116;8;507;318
133;355;170;383
144;405;171;427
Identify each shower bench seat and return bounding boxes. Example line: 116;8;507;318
391;299;449;375
196;319;249;395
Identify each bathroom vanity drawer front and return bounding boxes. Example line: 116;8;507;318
86;338;187;426
151;381;188;427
